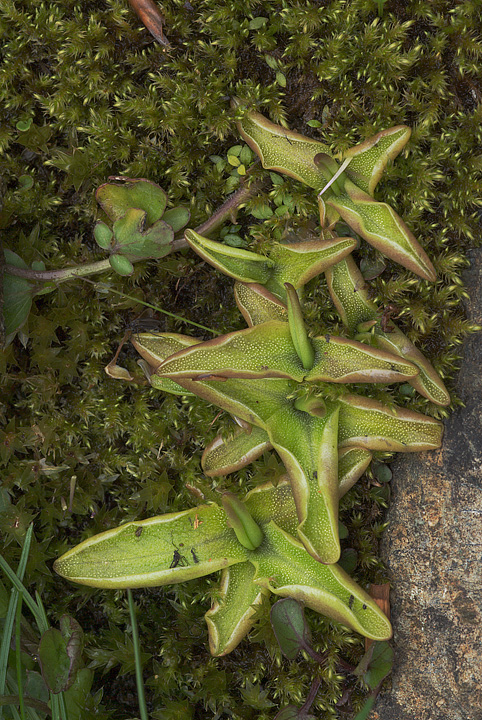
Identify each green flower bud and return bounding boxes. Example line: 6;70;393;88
222;493;264;551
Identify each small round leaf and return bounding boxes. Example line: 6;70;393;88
372;463;392;483
109;254;134;276
94;221;114;249
16;118;33;131
18;174;34;190
338;548;358;575
162;207;190;232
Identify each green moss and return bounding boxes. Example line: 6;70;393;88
1;0;481;716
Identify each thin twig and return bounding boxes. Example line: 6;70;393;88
6;177;265;282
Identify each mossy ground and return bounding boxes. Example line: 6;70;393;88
0;0;481;717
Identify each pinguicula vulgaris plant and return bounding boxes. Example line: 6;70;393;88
55;107;445;667
55;478;392;657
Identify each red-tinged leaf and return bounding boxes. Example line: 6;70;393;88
127;0;170;46
353;640;393;690
60;615;84;671
360;256;386;280
112;208;173;259
270;598;312;660
38;615;84;693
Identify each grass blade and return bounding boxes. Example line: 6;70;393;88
0;524;33;720
15;596;26;720
0;556;45;633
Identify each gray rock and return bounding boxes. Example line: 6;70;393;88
373;248;482;720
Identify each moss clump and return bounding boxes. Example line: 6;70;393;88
1;0;481;716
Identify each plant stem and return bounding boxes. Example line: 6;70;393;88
171;177;262;250
0;696;50;713
127;590;149;720
300;676;322;713
5;178;263;283
81;278;220;334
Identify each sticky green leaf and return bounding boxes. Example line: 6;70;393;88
327;181;436;281
205;563;267;656
236;106;331;190
285;283;315;370
53;503;247;589
184;229;273;284
352;695;376;720
202;426;272;476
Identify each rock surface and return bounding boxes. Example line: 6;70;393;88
373;247;482;720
